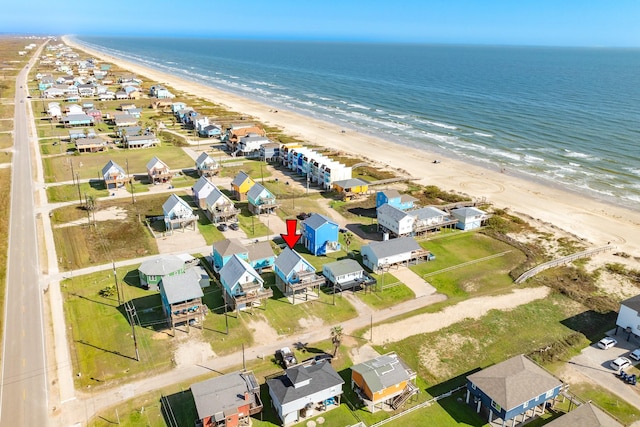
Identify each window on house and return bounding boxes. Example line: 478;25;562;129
491;401;502;412
523;400;528;409
470;383;476;390
545;390;554;399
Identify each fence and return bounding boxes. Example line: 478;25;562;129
422;251;512;279
369;386;466;427
515;245;613;284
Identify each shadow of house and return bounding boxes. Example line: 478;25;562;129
161;389;198;427
123;293;166;330
561;310;618;344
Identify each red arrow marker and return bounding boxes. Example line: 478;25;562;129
281;219;301;249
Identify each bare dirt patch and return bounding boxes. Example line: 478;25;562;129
298;316;323;330
56;206;128;228
155;227;207;254
247;318;280;346
173;336;216;367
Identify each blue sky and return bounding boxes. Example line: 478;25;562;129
3;0;639;47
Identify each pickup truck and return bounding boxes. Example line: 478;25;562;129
275;347;297;368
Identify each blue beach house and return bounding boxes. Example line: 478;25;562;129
247;183;278;215
212;238;248;273
301;214;340;256
162;194;197;231
376;189;417;211
466;354;563;426
219;254;272;311
274;248;324;303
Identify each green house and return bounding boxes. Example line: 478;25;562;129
138;255;186;291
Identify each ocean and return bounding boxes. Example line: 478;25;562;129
73;36;640;208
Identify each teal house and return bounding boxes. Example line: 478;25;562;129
212;239;275;273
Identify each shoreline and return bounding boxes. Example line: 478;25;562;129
62;35;640;255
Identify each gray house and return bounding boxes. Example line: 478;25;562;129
159;268;204;330
267;361;344;426
322;259;376;292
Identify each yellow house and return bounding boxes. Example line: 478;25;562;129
351;352;418;413
231;171;256;201
332;178;369;200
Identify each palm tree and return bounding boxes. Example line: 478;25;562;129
344;232;353;256
331;325;344;357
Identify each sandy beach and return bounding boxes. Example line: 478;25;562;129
62;36;640;256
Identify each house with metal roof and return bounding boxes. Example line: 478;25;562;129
204;186;239;224
192;176;217;209
212;239;249;272
191;371;263;427
360;237;430;271
451;207;491;231
247;183;278;215
159;268;204;330
351;352;418;413
75;136;106;153
545;402;622;427
125;133;159;149
162;194;197;231
219;255;272;311
378;204;456;238
62;113;94;128
138;255;185;290
301;214;340;256
146;156;172;184
267;360;344;426
231;171;256;201
195;152;219;177
274;248;324;304
375;189;417;211
466;354;564;426
616;294;640;339
113;113;137;127
101;160;129;189
332;178;369;200
322;259;376;292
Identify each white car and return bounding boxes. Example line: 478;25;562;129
630;349;640;361
597;337;617;349
610;357;632;371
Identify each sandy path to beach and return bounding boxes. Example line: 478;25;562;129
62;37;640;257
370;287;551;345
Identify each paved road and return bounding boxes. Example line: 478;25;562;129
0;47;49;424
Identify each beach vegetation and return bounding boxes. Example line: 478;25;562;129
0;133;12;150
46;181;109;203
0;168;11;359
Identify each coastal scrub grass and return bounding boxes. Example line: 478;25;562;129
0;168;10;356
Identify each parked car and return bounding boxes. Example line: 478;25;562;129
297;212;310;220
630;349;640;361
598;337;617;349
218;223;228;231
302;353;334;365
275;347;297;368
611;357;632;371
229;223;239;231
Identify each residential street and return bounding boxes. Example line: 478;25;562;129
0;45;49;425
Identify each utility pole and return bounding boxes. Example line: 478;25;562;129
242;343;246;371
76;173;82;206
126;158;134;204
113;261;122;306
224;297;229;335
85;192;90;226
124;301;140;361
70;158;75;182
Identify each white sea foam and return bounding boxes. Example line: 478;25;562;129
348;103;371;110
623;167;640;175
473;131;494;137
413;118;457;130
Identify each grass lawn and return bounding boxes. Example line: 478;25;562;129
42;144;195;183
62;268;174;389
46;181;110;203
409;232;525;298
0;120;12;132
194;210;224;245
218;159;272;181
569;383;640;425
357;273;415;310
237;204;272;238
257;272;358;335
